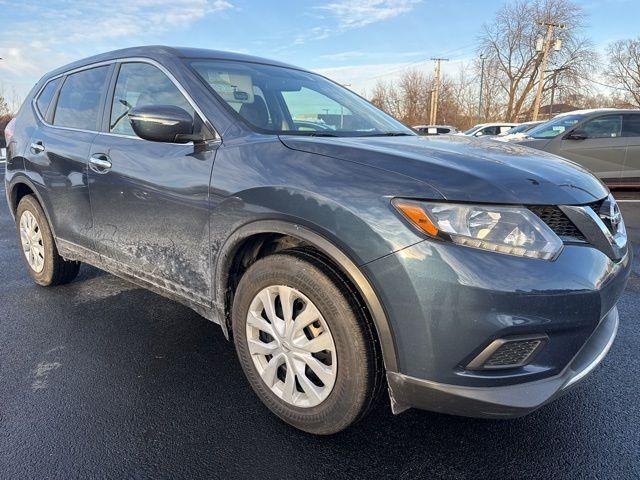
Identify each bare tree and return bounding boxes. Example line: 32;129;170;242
0;92;9;117
478;0;595;121
370;70;435;126
605;37;640;107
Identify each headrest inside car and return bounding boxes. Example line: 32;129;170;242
207;71;254;104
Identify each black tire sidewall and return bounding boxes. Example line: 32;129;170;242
232;252;372;435
15;195;58;286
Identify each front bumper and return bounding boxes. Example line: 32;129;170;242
364;237;631;417
387;306;619;417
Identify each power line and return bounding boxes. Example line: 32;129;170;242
367;41;478;81
582;76;630;92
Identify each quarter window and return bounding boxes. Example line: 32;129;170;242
53;66;110;130
580;115;623;139
36;78;60;120
110;62;194;136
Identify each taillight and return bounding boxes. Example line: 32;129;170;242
4;117;16;144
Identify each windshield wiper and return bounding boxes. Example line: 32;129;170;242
303;132;338;137
365;132;412;137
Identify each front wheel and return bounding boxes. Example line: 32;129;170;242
15;195;80;286
232;250;382;435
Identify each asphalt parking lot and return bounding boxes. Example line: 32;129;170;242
1;164;639;479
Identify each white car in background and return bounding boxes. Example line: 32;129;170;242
413;125;459;135
1;133;6;162
492;121;545;142
462;122;518;138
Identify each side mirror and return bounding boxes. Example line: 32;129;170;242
566;129;588;141
128;105;201;143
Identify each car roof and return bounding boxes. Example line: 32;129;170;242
519;120;543;125
471;122;518;129
554;108;640;118
40;45;305;82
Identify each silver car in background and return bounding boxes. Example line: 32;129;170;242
462;122;518;138
516;109;640;187
493;121;544;142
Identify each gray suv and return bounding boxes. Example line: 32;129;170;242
517;109;640;187
3;47;632;434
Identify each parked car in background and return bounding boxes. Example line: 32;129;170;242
492;120;544;142
4;46;631;435
515;109;640;187
413;124;458;135
462;122;518;138
0;132;6;161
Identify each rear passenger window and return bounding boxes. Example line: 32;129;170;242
53;66;110;131
109;62;194;136
36;78;60;120
623;115;640;137
581;115;623;138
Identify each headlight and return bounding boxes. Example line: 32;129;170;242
392;199;563;260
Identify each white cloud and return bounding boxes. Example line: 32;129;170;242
319;51;367;61
318;0;421;29
0;0;234;101
290;1;421;46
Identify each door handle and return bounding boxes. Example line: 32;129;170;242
89;154;112;173
30;142;45;154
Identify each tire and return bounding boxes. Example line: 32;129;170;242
232;249;383;435
15;195;80;286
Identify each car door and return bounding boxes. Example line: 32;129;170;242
556;114;626;183
26;65;112;248
621;113;640;185
88;61;219;305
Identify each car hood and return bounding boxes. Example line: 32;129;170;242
279;134;608;205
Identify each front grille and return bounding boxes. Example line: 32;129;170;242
528;205;586;242
466;334;548;370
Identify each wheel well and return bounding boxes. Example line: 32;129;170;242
10;182;35;213
222;233;379;347
224;233;305;327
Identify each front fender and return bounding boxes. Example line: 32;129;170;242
213;218;400;373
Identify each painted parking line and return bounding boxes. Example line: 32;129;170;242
615;199;640;203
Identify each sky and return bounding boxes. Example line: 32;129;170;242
0;0;638;106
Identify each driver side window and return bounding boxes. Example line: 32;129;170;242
580;115;623;139
110;62;194;136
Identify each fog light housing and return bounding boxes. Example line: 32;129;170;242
466;334;548;370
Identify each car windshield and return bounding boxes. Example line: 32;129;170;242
526;115;584;139
499;123;531;135
463;125;481;135
187;59;413;137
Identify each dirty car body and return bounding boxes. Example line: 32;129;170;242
4;46;631;430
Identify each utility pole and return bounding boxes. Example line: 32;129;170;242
477;53;486;123
549;69;558;120
429;57;448;125
531;21;565;121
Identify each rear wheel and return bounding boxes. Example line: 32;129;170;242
15;195;80;286
232;250;382;434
